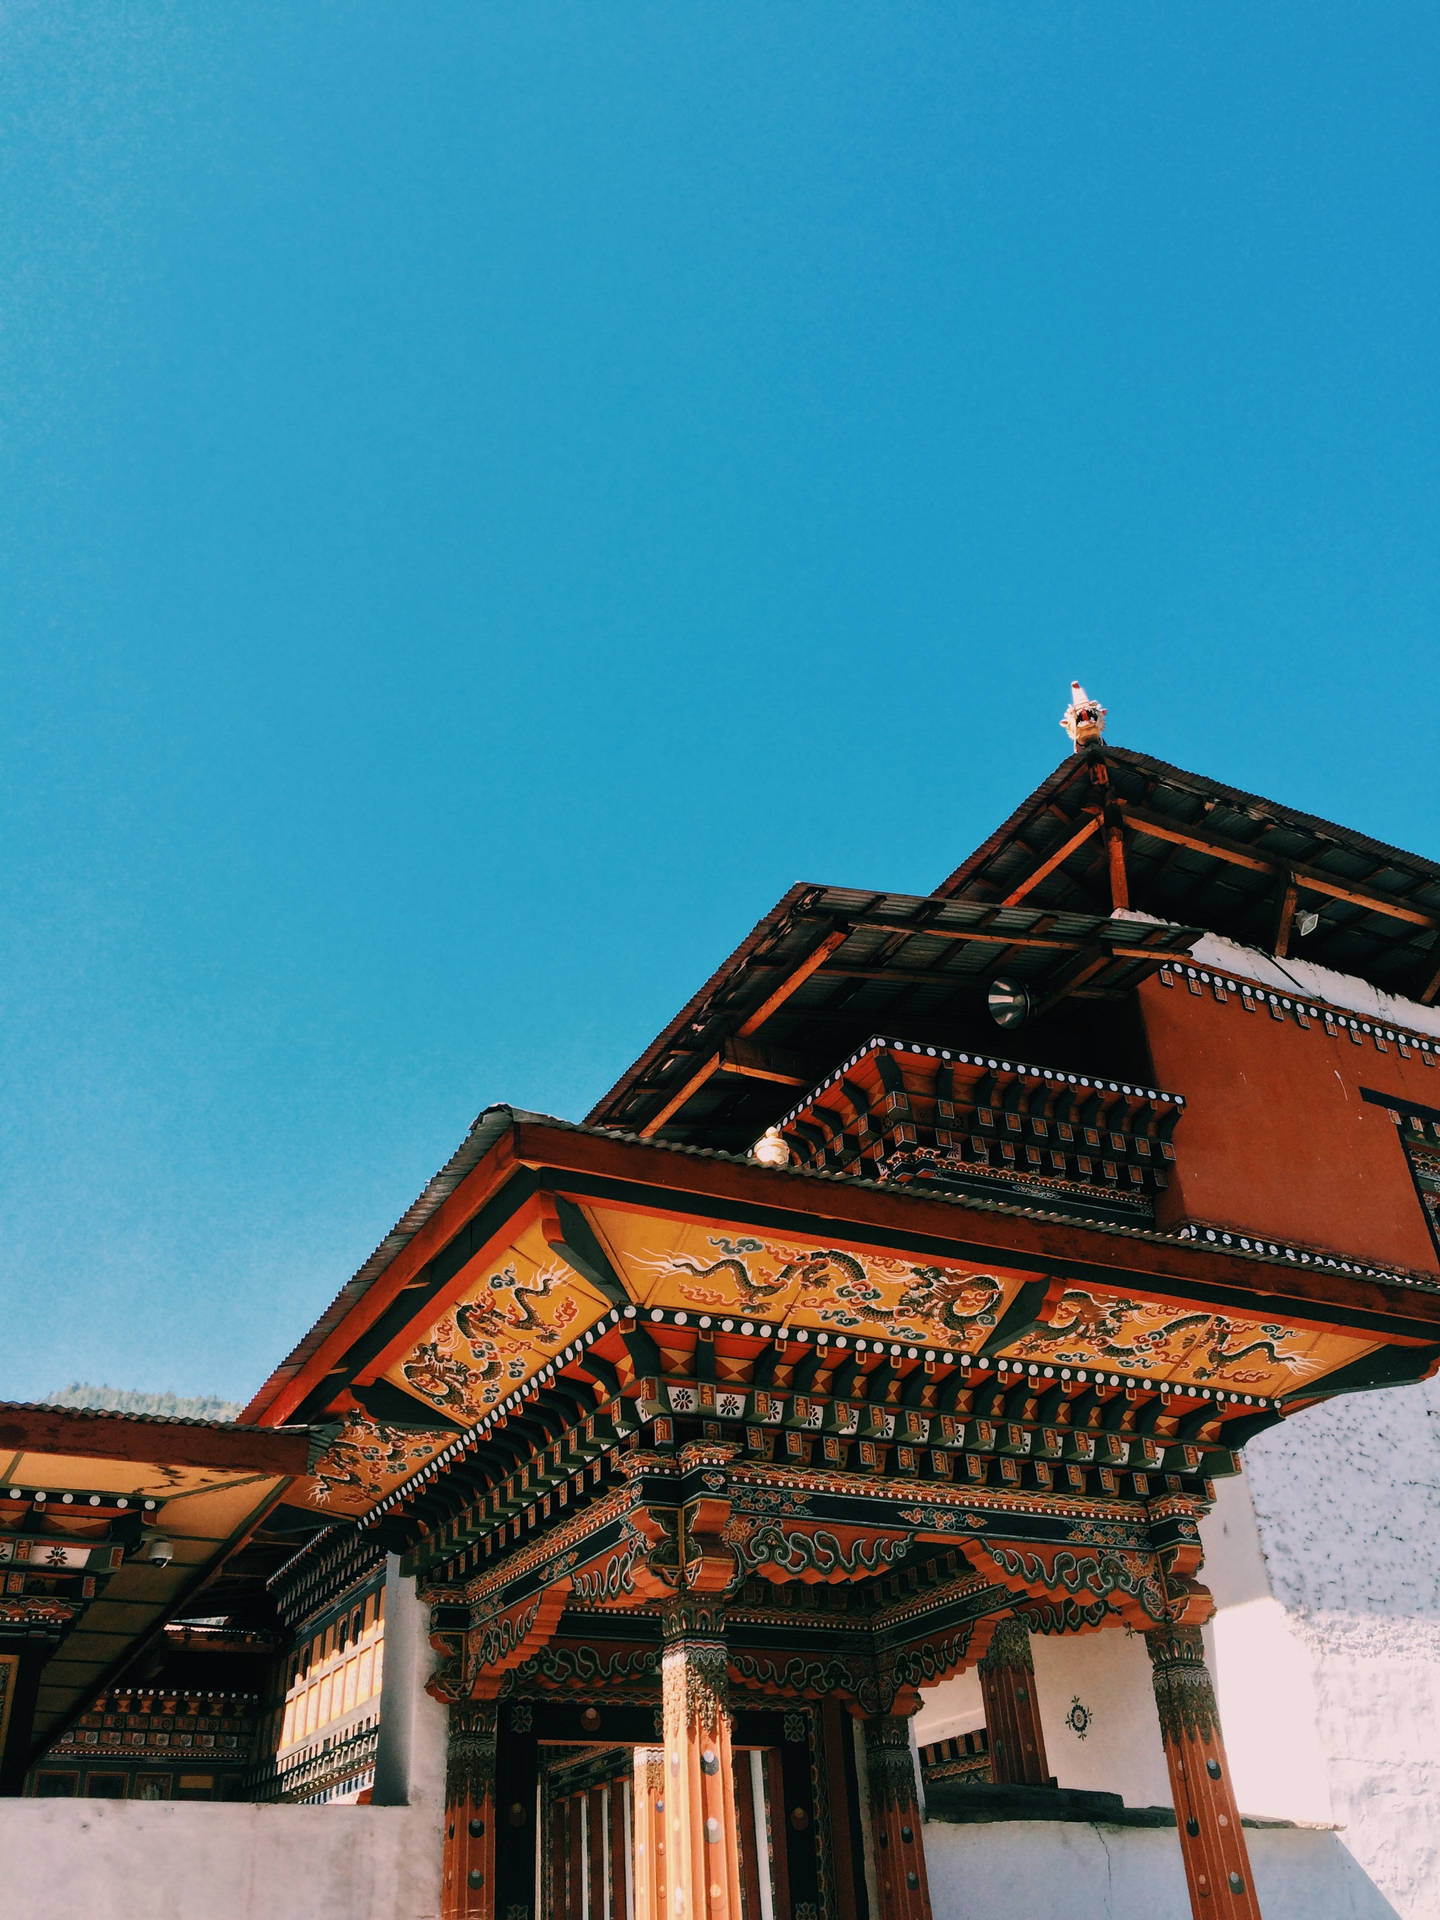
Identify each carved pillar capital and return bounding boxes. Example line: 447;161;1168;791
977;1614;1050;1788
1145;1622;1222;1743
976;1616;1033;1672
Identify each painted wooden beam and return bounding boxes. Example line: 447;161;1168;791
999;815;1101;907
1123;805;1436;928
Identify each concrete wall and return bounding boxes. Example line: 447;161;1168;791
0;1801;441;1920
924;1818;1398;1920
0;1571;451;1920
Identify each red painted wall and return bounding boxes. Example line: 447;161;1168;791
1138;972;1440;1276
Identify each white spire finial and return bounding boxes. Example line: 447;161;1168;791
1061;681;1106;751
752;1126;791;1169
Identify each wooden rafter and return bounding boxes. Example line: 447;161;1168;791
1122;806;1436;929
848;921;1176;958
999;816;1102;907
1030;945;1114;1020
1105;810;1130;911
736;929;850;1037
719;1037;811;1085
637;1054;722;1137
1272;873;1299;958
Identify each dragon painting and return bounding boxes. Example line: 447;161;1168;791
1014;1290;1305;1381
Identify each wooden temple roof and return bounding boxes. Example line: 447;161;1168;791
938;744;1440;1000
584;745;1440;1150
584;887;1199;1150
230;1111;1440;1551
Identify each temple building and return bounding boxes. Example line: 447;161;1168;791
3;695;1439;1919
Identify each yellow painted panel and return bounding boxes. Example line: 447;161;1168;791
3;1452;256;1504
999;1288;1382;1396
584;1203;1030;1351
303;1413;456;1516
378;1214;614;1426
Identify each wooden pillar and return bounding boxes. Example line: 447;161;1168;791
862;1713;933;1920
1146;1624;1263;1920
588;1785;609;1920
659;1598;743;1920
442;1701;498;1920
977;1617;1051;1787
609;1771;630;1920
633;1746;669;1920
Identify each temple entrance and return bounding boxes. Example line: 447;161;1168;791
538;1741;788;1920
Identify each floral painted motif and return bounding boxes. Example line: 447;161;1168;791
1065;1696;1092;1740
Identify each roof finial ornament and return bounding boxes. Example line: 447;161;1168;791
751;1126;791;1169
1061;681;1106;752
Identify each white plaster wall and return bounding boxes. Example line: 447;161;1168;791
1030;1625;1171;1807
1199;1374;1440;1920
372;1556;449;1812
912;1668;984;1749
924;1818;1398;1920
912;1627;1171;1809
0;1801;441;1920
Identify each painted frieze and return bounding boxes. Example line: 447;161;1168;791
1007;1286;1381;1398
582;1201;1028;1350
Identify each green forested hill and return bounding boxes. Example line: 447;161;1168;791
41;1382;241;1421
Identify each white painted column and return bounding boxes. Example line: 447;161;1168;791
372;1554;449;1811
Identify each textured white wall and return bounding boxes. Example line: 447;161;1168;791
1201;1373;1440;1920
0;1802;441;1920
924;1818;1398;1920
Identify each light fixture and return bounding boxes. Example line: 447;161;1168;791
988;979;1031;1029
1297;910;1320;938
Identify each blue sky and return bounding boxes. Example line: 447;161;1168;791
1;5;1436;1404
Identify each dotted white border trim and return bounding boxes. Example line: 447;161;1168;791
367;1303;1272;1517
776;1035;1184;1133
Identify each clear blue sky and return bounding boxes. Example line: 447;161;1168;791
2;6;1435;1404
